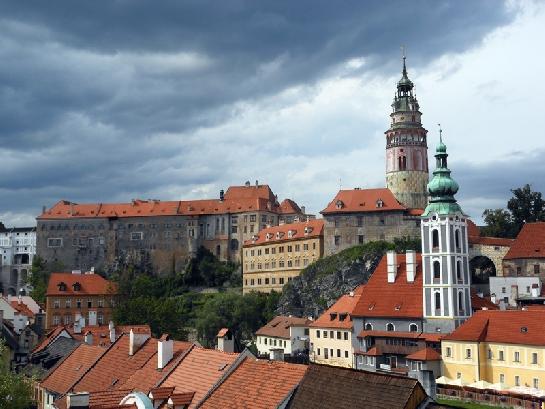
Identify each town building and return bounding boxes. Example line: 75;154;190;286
441;309;545;390
489;276;542;307
255;315;311;359
242;219;323;294
0;224;36;296
45;271;117;329
36;182;306;273
309;287;362;368
503;222;545;279
321;58;427;256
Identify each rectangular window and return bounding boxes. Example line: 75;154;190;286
231;226;237;233
279;277;284;284
130;232;143;241
287;245;293;252
250;215;256;222
323;331;328;338
334;235;341;246
499;350;504;361
53;300;60;309
257;278;262;285
316;330;320;338
65;300;71;308
337;331;341;340
358;235;364;244
532;352;538;364
87;300;92;308
287;260;292;267
487;349;492;360
534;378;539;389
499;374;505;383
53;315;60;325
344;351;349;358
330;331;334;338
534;264;540;274
271;247;276;254
357;216;363;227
514;351;520;362
47;238;63;248
317;348;320;356
265;248;269;254
278;246;284;253
465;348;472;359
515;376;520;387
271;277;275;284
337;349;341;358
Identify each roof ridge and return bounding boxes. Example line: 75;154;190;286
154;343;197;388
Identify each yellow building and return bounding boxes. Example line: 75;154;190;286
242;219;324;294
442;309;545;390
309;287;362;368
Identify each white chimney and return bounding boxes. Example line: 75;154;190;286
157;334;174;369
74;313;83;334
490;293;497;304
387;251;398;283
406;250;416;283
66;392;89;409
531;284;540;298
109;321;116;343
84;331;93;345
129;329;150;356
217;328;234;353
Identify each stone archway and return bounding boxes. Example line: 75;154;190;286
470;256;496;296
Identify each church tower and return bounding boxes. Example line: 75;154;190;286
421;134;471;333
385;56;429;209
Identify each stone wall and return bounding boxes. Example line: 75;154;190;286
503;258;545;281
386;170;429;210
468;243;510;277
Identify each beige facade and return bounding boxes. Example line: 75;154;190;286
243;221;323;294
310;327;354;368
503;258;545;280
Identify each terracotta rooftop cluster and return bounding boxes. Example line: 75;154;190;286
244;219;324;246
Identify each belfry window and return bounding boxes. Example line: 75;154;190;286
458;291;464;314
432;230;439;251
434;292;441;311
398;156;407;171
456;260;462;282
433;261;440;282
455;230;461;252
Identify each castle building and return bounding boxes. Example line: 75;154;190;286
321;58;427;256
36;182;306;273
0;224;36;296
421;136;472;333
386;56;429;210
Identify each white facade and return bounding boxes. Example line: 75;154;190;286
0;227;36;295
422;212;472;332
256;325;308;357
489;276;541;306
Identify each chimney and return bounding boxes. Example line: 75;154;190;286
387;251;398;283
510;285;519;307
158;334;174;369
301;206;306;214
255;179;259;187
66;392;89;409
109;321;116;343
74;313;83;334
406;250;416;282
129;328;150;356
42;205;46;214
490;293;497;304
217;328;234;353
245;180;250;187
531;283;540;298
84;331;93;345
220;189;225;202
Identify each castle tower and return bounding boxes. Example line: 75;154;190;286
385;56;429;209
421;133;471;333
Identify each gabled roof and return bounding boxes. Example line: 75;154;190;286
287;364;428;409
504;222;545;260
40;344;104;394
10;300;35;318
405;347;442;361
243;219;323;247
352;254;423;318
310;286;363;329
321;188;406;215
443;310;545;346
199;357;307;409
279;199;302;215
158;346;239;408
46;272;117;296
256;316;311;339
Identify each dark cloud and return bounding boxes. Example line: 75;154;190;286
0;1;517;225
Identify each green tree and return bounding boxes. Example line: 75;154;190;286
481;208;516;238
508;184;545;232
28;256;64;304
0;340;33;409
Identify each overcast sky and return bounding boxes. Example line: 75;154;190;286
1;0;543;227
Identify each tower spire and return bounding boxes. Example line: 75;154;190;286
401;45;407;77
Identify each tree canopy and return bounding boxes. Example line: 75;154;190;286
0;340;33;409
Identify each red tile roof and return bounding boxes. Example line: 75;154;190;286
309;287;363;329
32;326;68;354
256;316;311;339
10;300;35;318
405;347;442;361
352;254;423;318
55;389;133;409
467;219;481;237
199;357;307;409
216;328;229;337
158;346;239;408
443;310;545;346
470;290;499;312
278;199;302;215
467;219;513;247
39;185;303;220
40;344;104;394
362;346;382;356
46;272;117;296
321;188;406;214
243;219;323;246
504;222;545;260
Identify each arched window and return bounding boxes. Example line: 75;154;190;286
386;323;395;332
433;261;441;281
434;292;441;311
456;260;462;282
432;230;439;250
458;291;464;314
455;230;461;252
365;323;373;331
409;323;418;333
398;156;407;171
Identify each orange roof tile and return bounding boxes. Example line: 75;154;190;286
405;347;442;361
9;300;35;318
309;288;363;329
352;254;423;318
243;219;323;246
216;328;230;337
362;346;382;356
199;357;307;409
443;310;545;346
158;346;239;408
321;188;406;214
467;219;481;237
470;290;499;312
32;326;69;354
256;316;311;339
278;199;302;215
504;222;545;260
149;386;175;399
55;389;133;409
40;344;104;394
47;272;117;296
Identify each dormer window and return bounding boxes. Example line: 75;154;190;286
339;313;347;322
376;199;384;208
266;233;273;240
58;282;67;292
330;313;337;321
304;226;313;235
288;230;295;238
335;200;344;209
73;282;81;292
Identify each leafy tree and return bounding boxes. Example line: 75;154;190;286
508;184;545;232
0;340;33;409
481;209;516;238
27;256;64;304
